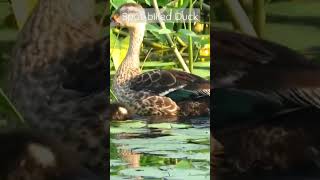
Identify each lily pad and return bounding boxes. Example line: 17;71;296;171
119;166;209;179
147;123;191;129
110;160;129;167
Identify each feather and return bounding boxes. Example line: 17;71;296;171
213;29;320;111
130;69;210;99
213;30;320;89
159;85;186;96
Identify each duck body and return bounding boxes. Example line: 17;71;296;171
112;3;210;117
113;69;210;116
213;29;320;128
212;29;320;177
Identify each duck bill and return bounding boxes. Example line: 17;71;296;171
111;13;121;27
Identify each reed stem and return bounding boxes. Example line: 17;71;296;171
188;0;194;73
0;88;26;126
253;0;266;38
222;0;257;37
152;0;191;73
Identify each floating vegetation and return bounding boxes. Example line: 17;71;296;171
110;119;210;179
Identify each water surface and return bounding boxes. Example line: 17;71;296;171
110;116;210;180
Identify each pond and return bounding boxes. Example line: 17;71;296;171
110;116;210;180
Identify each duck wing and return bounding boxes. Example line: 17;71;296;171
213;30;320;89
213;30;320;110
129;69;210;101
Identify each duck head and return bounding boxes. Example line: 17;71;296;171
111;3;146;30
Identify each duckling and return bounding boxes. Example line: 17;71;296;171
107;103;132;120
0;130;101;180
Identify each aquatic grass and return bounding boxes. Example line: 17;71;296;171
110;89;118;102
140;48;153;70
0;88;26;126
222;0;257;36
253;0;266;37
188;0;194;73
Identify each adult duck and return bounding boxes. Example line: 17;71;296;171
212;30;320;177
7;0;108;176
111;3;210;117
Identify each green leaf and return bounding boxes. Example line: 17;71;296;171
176;160;192;169
193;61;210;68
110;31;130;70
110;0;136;9
144;0;151;6
172;68;209;78
158;28;173;34
119;166;209;179
157;0;172;7
146;24;161;32
178;29;198;37
179;0;191;8
142;61;176;67
147;123;191;129
165;22;175;31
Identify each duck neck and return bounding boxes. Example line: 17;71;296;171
115;24;145;85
